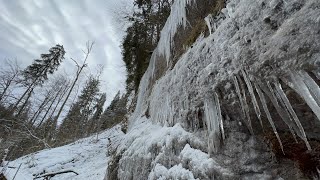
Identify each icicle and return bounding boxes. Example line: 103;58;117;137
241;81;254;134
204;14;214;35
285;71;320;122
214;92;225;141
313;70;320;80
299;71;320;107
241;69;263;129
157;0;197;63
259;81;300;134
232;75;254;134
273;81;311;150
254;83;285;154
204;92;224;154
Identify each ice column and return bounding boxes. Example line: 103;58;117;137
204;92;224;154
233;75;254;134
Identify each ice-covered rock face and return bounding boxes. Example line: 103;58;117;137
111;0;320;179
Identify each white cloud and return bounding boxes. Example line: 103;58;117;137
0;0;133;106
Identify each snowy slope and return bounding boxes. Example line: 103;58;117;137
2;125;124;180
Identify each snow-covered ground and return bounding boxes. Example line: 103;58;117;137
2;125;124;180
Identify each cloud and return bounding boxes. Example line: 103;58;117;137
0;0;133;105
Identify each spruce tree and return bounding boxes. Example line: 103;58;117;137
14;45;65;115
57;76;101;141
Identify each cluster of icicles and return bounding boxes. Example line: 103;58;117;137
205;69;320;154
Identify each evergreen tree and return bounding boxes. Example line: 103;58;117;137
100;92;127;129
57;76;102;141
13;45;65;115
122;0;172;92
86;93;106;135
23;45;65;85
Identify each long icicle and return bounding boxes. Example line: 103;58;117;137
214;92;225;141
286;71;320;122
233;75;254;134
312;70;320;80
204;94;221;154
239;76;254;135
255;83;285;154
259;81;300;136
271;83;299;143
273;81;311;150
241;69;263;129
299;71;320;107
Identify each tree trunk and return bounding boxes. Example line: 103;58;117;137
0;76;15;103
53;42;93;124
53;71;82;124
30;94;52;125
39;84;67;127
12;83;33;111
48;84;69;120
16;87;34;116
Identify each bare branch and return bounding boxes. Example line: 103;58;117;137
33;170;79;179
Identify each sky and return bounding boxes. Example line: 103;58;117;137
0;0;133;106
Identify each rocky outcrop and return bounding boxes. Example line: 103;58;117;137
107;0;320;179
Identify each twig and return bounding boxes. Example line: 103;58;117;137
12;163;22;180
33;170;79;179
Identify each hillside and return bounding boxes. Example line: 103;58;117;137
3;125;124;180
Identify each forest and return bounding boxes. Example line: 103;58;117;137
0;0;172;162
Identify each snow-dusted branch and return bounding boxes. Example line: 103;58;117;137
33;170;79;179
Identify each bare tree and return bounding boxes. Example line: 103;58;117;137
38;76;70;127
0;59;21;103
53;42;94;123
28;76;67;125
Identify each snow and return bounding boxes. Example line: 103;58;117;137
2;125;124;180
123;0;320;178
150;163;197;180
117;118;232;179
3;0;320;179
179;144;232;177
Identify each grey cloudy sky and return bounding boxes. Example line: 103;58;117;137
0;0;132;105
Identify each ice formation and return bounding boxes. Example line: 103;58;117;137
157;0;196;62
254;83;284;154
117;0;320;179
204;92;224;154
204;14;214;35
286;71;320;122
241;69;263;128
232;75;254;134
273;81;311;150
